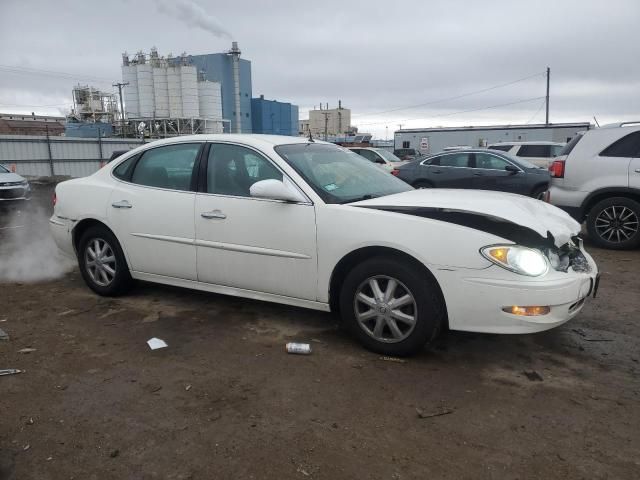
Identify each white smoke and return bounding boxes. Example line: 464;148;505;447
0;205;74;283
156;0;232;39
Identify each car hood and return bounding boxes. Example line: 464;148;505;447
350;189;580;248
0;172;25;183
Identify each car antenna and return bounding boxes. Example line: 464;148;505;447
308;129;315;143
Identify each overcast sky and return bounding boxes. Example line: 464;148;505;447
1;0;638;138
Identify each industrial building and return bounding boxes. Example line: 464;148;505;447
121;47;225;137
182;42;251;133
301;102;352;138
65;85;117;138
251;95;298;136
395;122;592;155
0;113;65;136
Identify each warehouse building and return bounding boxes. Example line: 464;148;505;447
395;122;592;155
251;95;299;136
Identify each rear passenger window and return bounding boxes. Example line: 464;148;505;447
600;132;640;158
518;145;551;157
130;144;200;191
439;153;470;167
488;145;513;152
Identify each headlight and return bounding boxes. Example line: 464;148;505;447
480;245;548;277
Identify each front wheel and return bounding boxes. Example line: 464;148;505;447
586;197;640;250
339;257;445;356
78;226;132;296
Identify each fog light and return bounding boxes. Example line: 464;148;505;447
502;306;550;316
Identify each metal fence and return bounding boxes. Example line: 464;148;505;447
0;134;145;177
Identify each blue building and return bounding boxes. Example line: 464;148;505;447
251;95;299;136
184;51;252;133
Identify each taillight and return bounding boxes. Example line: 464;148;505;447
391;169;400;176
549;159;565;178
52;192;57;206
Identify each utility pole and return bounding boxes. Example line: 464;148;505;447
545;67;550;126
113;82;128;138
322;111;330;141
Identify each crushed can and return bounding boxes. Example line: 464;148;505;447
286;342;312;355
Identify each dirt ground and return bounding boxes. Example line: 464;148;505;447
1;182;639;480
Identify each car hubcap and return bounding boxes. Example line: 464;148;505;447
595;206;639;243
353;275;417;343
85;238;116;286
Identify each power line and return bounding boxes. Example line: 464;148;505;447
0;64;114;84
351;71;546;118
356;96;546;127
525;99;547;124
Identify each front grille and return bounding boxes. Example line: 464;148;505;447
0;188;25;199
0;181;24;187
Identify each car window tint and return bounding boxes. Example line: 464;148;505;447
439;153;470;167
113;155;137;180
130;144;199;191
518;145;551;157
600;131;640;158
488;145;513;152
207;144;282;197
475;153;509;170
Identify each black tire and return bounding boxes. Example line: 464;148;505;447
531;185;547;200
78;225;132;296
339;256;445;356
413;180;433;189
586;197;640;250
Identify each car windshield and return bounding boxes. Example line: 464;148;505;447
0;164;9;173
374;149;403;163
275;143;412;204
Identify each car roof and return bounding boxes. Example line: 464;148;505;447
131;134;324;150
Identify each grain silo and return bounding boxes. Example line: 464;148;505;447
166;63;183;118
180;55;199;118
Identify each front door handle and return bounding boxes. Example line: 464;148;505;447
201;210;226;219
431;169;442;174
112;200;132;209
473;172;484;176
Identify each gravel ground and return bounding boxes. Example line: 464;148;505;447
0;182;639;480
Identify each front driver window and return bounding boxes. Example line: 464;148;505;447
207;144;283;197
474;153;510;170
130;143;200;191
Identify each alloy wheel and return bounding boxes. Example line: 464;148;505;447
84;238;117;286
353;275;417;343
594;205;639;243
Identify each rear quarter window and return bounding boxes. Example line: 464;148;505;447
600;131;640;158
488;145;513;152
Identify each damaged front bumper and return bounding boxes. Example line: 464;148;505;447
434;243;599;334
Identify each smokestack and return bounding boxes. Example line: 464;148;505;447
228;41;242;133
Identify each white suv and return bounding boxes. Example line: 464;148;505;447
488;141;565;168
548;122;640;249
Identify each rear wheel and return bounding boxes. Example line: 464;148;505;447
339;257;445;356
78;225;132;296
586;197;640;250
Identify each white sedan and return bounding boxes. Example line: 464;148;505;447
50;135;599;356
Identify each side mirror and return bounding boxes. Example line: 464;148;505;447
505;165;519;175
250;179;306;203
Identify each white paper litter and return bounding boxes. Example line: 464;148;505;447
147;337;168;350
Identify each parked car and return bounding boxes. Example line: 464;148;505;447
442;145;473;151
395;149;550;199
0;164;30;201
348;147;406;172
548;122;640;249
488;141;565;168
393;148;418;161
51;135;598;356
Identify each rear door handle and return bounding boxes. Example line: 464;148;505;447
111;200;132;209
432;169;442;174
635;169;640;173
201;210;226;219
473;172;484;176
